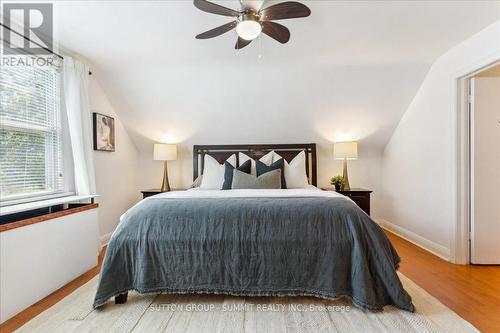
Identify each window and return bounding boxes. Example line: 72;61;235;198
0;62;64;202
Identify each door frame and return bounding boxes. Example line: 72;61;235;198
453;56;500;264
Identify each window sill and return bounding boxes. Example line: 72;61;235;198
0;203;99;233
1;192;76;207
0;194;99;216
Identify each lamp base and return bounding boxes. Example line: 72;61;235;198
161;161;170;192
342;158;351;191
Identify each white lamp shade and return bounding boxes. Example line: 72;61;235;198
334;141;358;160
153;144;177;161
236;20;262;40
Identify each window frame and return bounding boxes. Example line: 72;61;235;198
0;60;74;207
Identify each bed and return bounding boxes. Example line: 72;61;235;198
94;144;414;312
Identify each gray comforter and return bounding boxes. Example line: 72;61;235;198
94;191;415;312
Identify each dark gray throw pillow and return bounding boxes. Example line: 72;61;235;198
231;169;282;189
256;159;287;189
222;159;251;190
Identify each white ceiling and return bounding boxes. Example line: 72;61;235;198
53;1;500;151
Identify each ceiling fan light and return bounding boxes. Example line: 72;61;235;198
236;20;262;40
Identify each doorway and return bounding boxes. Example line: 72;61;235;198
469;63;500;264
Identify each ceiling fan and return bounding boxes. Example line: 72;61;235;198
194;0;311;49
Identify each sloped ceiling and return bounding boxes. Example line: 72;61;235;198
54;1;500;151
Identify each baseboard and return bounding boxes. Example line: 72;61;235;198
375;219;450;261
100;232;112;249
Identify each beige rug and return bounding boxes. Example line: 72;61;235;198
15;273;478;333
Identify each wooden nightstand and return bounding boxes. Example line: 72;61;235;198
322;188;373;215
140;189;184;199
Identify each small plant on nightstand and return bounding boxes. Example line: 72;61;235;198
330;175;346;191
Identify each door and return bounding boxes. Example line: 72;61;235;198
470;77;500;264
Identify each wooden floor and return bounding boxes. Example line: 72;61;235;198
1;231;499;333
386;231;500;333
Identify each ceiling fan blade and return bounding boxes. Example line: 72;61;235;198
196;21;238;39
235;37;252;49
259;1;311;21
193;0;241;17
261;21;290;44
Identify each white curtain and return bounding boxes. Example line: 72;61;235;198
63;56;96;196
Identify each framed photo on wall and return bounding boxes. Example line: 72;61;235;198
93;112;115;152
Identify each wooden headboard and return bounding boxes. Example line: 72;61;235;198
193;144;317;186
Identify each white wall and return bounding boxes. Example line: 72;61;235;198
0;209;99;323
381;20;500;260
99;62;428;221
89;77;141;243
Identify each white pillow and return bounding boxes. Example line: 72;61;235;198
199;154;236;190
273;151;309;188
239;151;274;175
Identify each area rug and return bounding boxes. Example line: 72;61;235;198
15;273;478;333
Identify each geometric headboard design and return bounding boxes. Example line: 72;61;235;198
193;143;317;186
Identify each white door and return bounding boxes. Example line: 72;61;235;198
470;77;500;264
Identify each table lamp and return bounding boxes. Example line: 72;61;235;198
333;141;358;191
153;143;177;192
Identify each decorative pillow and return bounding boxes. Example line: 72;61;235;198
222;160;251;190
273;151;309;189
231;169;282;189
239;151;274;175
256;159;287;189
199;154;236;190
191;175;203;188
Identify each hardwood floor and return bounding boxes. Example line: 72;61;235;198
1;232;499;333
386;231;500;333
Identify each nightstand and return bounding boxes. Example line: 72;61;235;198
322;188;372;215
140;189;184;199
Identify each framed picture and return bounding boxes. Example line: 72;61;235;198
93;113;115;152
